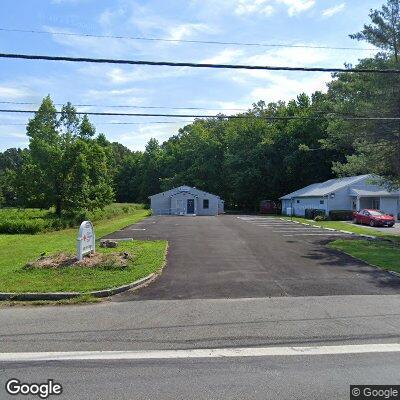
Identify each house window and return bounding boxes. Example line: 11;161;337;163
203;199;209;209
320;200;324;205
296;200;300;204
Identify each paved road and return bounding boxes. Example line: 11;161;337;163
2;296;400;353
104;215;400;300
3;216;400;399
344;220;400;234
2;353;399;400
1;295;400;399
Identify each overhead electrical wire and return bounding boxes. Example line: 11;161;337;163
0;121;194;126
1;53;399;74
0;101;246;112
0;27;376;52
1;108;400;121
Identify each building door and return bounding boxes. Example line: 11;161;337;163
372;198;380;209
187;199;195;214
176;200;184;214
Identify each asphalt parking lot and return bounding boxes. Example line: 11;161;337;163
105;215;400;300
344;220;400;234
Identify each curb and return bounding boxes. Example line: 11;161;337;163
0;273;155;301
282;218;381;239
389;270;400;278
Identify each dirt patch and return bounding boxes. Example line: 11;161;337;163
24;252;134;271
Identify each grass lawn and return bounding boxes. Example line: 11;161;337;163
330;239;400;273
0;209;168;293
282;216;400;243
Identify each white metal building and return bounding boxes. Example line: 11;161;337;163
280;175;400;219
150;186;224;216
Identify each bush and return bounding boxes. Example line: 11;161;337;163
305;209;326;219
0;203;146;234
314;215;328;221
329;210;354;221
0;218;51;234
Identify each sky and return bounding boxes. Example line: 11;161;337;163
0;0;383;151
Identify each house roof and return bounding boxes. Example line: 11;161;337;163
280;175;371;200
149;185;221;199
350;188;400;197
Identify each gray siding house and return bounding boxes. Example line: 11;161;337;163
280;175;400;219
150;186;224;216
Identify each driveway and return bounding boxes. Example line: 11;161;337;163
104;215;400;300
345;220;400;234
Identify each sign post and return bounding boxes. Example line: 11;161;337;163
77;221;95;261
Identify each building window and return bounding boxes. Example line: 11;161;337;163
320;200;324;205
296;200;300;204
203;199;209;209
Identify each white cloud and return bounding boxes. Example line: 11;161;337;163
84;87;143;101
198;46;332;105
167;23;215;40
129;4;216;41
250;72;328;103
322;3;345;18
201;49;244;64
0;85;32;100
235;0;275;16
277;0;315;16
112;122;186;151
233;0;315;16
201;45;331;71
43;26;144;57
98;7;127;26
51;0;87;4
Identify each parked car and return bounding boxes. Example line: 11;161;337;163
353;209;396;227
260;200;279;215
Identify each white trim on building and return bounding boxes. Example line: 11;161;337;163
280;175;400;219
149;186;224;216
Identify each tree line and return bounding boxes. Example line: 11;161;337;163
0;0;400;214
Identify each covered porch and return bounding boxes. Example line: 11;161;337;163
350;189;400;220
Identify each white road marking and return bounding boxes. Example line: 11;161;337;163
129;228;146;231
283;233;345;236
1;343;399;362
273;230;327;233
252;224;294;226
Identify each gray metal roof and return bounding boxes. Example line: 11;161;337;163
280;175;371;200
350;188;400;197
149;185;221;199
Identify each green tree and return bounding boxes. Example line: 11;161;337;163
326;0;400;187
16;96;114;215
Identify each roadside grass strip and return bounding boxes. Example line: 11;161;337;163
2;343;400;362
330;239;400;273
0;210;168;294
282;217;400;243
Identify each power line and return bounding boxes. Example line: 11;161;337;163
2;108;400;121
0;121;194;126
1;52;399;74
0;27;376;52
0;101;246;112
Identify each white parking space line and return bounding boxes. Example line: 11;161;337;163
273;230;328;233
252;224;294;226
1;343;399;362
283;233;346;236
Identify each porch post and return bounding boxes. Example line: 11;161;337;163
356;196;360;211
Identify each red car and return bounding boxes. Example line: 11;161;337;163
260;200;279;215
353;209;396;227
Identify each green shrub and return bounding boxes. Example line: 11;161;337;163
0;218;51;234
0;203;146;234
305;209;326;219
329;210;354;221
314;215;328;221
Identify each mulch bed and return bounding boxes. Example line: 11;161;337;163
24;252;133;270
